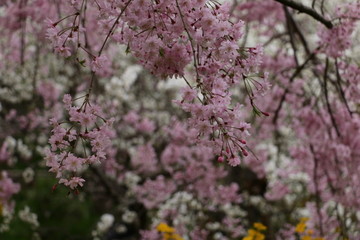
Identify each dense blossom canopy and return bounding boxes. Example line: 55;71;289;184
0;0;359;239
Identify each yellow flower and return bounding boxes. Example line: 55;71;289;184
300;218;309;222
254;232;265;240
248;229;257;236
242;229;265;240
171;233;184;240
162;232;184;240
242;229;256;240
254;222;267;231
307;230;314;235
295;218;309;233
156;222;176;233
163;233;172;239
295;222;307;233
156;223;184;240
301;236;312;240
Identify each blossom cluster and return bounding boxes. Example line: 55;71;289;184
46;95;114;190
43;0;270;166
0;171;20;213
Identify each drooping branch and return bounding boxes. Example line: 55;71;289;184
274;0;333;29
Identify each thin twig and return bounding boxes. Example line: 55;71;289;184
272;52;316;124
284;6;299;67
32;44;40;97
285;8;311;55
87;0;132;97
98;0;133;56
323;58;341;137
309;144;325;236
334;59;353;117
175;0;200;82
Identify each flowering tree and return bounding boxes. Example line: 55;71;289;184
0;0;359;240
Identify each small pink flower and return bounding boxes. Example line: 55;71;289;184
0;171;20;211
136;119;155;133
90;55;109;72
63;154;84;172
59;177;85;189
55;46;72;57
63;94;72;109
123;111;140;124
181;87;197;102
228;156;241;166
0;142;10;163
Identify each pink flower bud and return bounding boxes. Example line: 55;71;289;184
242;149;248;157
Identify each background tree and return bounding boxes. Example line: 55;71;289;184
0;0;359;239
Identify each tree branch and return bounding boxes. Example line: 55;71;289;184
274;0;333;29
89;166;120;204
323;58;341;137
272;52;316;124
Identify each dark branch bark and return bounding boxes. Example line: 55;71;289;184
284;6;299;67
272;52;316;124
285;7;311;55
334;59;353;117
90;166;120;204
274;0;333;29
309;144;325;236
323;58;341;137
